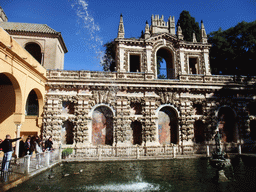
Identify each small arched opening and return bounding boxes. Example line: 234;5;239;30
92;106;113;145
131;121;142;145
156;47;174;79
158;106;178;144
25;42;42;64
25;90;39;116
194;120;205;143
218;107;236;142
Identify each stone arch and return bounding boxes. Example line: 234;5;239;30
154;44;176;79
24;42;43;64
90;105;114;145
0;73;22;123
156;104;179;144
216;106;237;142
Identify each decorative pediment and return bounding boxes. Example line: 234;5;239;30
146;33;179;44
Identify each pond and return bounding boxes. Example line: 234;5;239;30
8;157;256;192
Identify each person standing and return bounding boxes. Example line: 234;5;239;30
45;136;53;151
0;134;23;172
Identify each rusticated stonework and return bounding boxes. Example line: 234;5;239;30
43;14;256;156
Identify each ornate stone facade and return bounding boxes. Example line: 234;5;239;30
42;14;256;155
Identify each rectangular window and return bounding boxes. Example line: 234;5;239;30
130;54;140;72
189;57;199;74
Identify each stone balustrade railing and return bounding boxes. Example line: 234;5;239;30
73;145;178;159
47;70;256;84
12;149;61;175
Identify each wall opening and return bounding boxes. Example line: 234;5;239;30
25;42;42;64
62;121;74;144
130;54;140;72
130;102;142;115
92;106;113;145
156;48;174;79
131;121;142;145
248;102;256;116
158;106;178;144
25;90;39;116
189;57;199;74
218;107;236;142
62;101;75;115
250;120;256;141
0;73;15;124
193;103;203;115
194;120;205;143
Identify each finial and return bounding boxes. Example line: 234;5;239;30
146;20;148;24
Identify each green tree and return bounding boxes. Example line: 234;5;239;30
208;21;256;76
101;41;116;71
176;10;200;42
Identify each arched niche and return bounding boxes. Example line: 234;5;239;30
131;120;142;145
25;42;42;64
92;106;114;145
157;106;179;144
217;106;237;142
156;47;175;79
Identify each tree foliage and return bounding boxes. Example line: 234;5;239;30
101;41;116;71
208;21;256;76
176;10;200;42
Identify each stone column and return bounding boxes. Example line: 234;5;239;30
15;124;22;158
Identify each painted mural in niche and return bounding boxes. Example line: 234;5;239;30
158;111;171;144
158;107;178;144
92;106;113;145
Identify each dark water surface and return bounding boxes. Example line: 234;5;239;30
8;158;256;192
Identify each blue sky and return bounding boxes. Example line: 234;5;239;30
1;0;256;71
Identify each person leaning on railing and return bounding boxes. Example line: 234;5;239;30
0;134;23;172
45;136;53;151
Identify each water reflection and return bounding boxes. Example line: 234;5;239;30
7;158;256;192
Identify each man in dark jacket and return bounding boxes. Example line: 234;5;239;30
1;134;23;172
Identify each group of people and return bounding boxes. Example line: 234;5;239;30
0;135;53;173
19;136;53;157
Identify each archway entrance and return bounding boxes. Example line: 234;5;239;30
25;43;42;64
218;107;236;142
156;48;174;79
92;106;113;145
131;121;142;145
158;106;178;144
0;73;16;124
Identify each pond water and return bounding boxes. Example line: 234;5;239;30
8;157;256;192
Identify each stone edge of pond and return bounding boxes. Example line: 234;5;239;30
0;162;60;192
2;153;246;191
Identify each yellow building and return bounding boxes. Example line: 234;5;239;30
0;27;47;156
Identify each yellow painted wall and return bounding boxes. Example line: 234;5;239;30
0;27;47;140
